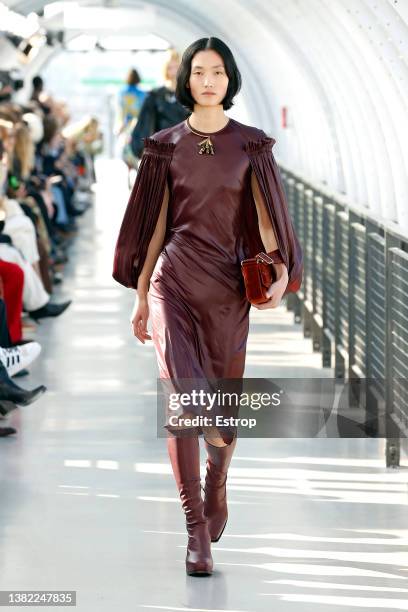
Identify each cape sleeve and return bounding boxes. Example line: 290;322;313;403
244;132;303;296
112;137;176;289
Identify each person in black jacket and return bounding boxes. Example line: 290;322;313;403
130;49;190;159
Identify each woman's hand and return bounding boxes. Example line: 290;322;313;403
253;264;289;310
130;293;152;344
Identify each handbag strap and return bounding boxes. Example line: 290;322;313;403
256;252;275;265
256;249;285;265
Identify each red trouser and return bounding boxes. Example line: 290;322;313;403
0;260;24;343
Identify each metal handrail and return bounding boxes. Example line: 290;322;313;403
279;161;408;467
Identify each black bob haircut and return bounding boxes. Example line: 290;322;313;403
175;37;242;112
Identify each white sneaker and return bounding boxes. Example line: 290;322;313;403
0;342;42;377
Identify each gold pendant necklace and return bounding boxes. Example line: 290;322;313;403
186;117;216;155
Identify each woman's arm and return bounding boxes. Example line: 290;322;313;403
251;170;288;308
136;180;170;298
251;170;288;281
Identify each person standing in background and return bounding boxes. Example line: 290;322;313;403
117;68;146;136
130;49;189;160
30;76;51;115
117;69;147;187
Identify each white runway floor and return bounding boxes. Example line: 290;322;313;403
0;159;407;611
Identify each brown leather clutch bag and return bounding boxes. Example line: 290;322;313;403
241;249;285;305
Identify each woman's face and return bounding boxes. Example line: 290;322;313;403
166;59;180;81
188;49;229;108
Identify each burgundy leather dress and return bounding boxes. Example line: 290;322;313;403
112;117;303;434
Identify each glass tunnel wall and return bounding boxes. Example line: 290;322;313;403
3;0;408;231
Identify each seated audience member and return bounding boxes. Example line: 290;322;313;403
0;71;100;438
0;294;41;377
0;139;72;321
0;259;23;344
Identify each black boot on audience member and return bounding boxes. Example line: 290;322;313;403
0;427;17;437
28;299;72;323
0;362;46;415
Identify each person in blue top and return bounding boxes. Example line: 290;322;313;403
117;69;147;186
118;68;146;131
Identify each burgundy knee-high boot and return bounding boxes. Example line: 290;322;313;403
202;435;237;542
167;433;213;576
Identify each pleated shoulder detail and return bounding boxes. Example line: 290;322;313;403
243;135;276;155
143;137;176;156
